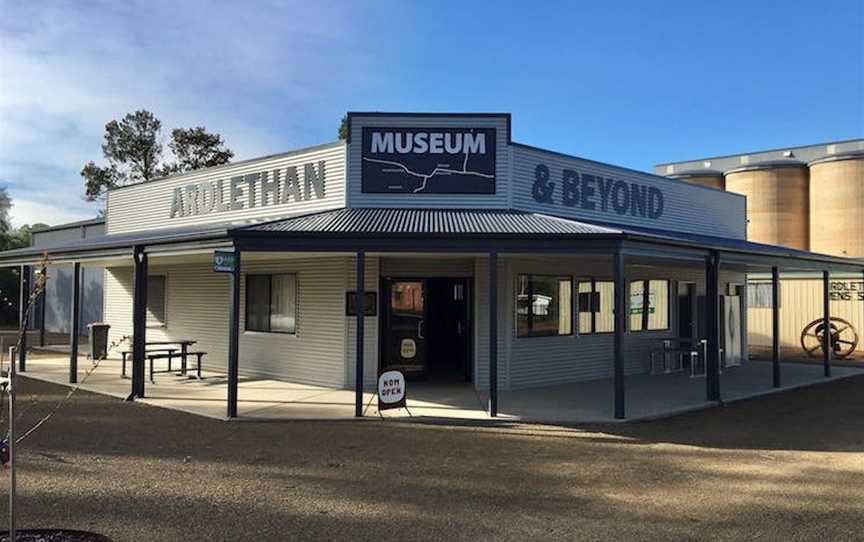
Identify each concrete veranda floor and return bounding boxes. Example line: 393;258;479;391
12;350;864;424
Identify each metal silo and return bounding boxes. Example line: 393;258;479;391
668;170;726;190
724;160;809;250
808;150;864;258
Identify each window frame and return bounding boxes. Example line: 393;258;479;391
244;273;298;335
629;279;671;332
146;274;168;328
514;273;574;339
577;278;616;335
747;282;777;309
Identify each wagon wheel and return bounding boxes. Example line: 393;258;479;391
800;317;859;359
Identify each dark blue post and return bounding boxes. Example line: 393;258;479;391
18;265;30;372
355;250;365;417
227;250;241;418
822;270;831;378
613;250;626;419
130;246;148;399
69;262;81;383
771;266;780;388
705;252;721;402
488;251;498;417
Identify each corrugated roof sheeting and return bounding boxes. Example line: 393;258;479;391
244;208;622;236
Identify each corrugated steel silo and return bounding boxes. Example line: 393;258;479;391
724;160;809;250
808;151;864;257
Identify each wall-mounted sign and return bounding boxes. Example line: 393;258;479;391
212;251;238;273
169;161;327;219
345;291;378;316
378;369;406;410
830;281;864;302
531;163;665;220
361;127;496;194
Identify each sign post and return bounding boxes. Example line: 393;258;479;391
377;370;406;411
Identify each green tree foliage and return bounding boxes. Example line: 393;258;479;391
338;114;348;140
81;110;234;201
81;110;163;201
160;127;234;176
0;188;50;326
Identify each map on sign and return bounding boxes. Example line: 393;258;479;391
361;127;496;194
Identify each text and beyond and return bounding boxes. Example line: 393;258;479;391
532;163;665;220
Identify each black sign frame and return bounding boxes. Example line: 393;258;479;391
361;127;496;194
345;292;378;316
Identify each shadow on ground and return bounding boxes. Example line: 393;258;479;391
1;375;862;541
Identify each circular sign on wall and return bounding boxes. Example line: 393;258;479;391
378;370;406;410
400;338;417;359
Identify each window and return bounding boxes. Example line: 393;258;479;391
246;274;297;333
577;279;615;333
629;279;670;331
515;274;572;337
146;275;166;327
747;283;777;308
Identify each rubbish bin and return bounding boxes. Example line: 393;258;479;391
88;322;111;361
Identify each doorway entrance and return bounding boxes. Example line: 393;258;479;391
380;277;472;382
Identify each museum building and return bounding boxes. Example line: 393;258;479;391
1;112;861;422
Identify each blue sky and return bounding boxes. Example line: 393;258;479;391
1;0;861;226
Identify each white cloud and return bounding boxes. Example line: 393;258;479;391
10;199;95;229
0;0;383;228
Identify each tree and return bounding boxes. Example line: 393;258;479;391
81;110;163;201
338;114;348;140
81;110;234;201
160;127;234;176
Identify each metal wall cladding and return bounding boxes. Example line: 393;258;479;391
32;222;105;247
105;143;347;235
808;155;864;258
104;255;348;387
748;275;864;354
41;265;103;336
510;144;747;239
724;164;809;250
346;115;511;209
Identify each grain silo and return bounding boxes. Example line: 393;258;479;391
808;150;864;257
724;160;809;249
668;169;725;190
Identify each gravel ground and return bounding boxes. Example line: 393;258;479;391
1;376;863;542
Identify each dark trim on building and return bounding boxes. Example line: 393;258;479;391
346;112;512;144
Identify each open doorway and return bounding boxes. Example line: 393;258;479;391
380;277;472;383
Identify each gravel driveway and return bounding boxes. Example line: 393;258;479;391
1;375;862;541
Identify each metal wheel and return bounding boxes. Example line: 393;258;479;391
800;317;859;359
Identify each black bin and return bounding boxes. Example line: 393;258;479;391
88;322;110;361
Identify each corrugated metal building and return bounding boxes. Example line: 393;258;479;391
2;112;861;421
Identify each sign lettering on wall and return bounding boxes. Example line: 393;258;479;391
168;161;326;219
531;163;665;220
361;127;496;194
830;281;864;302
